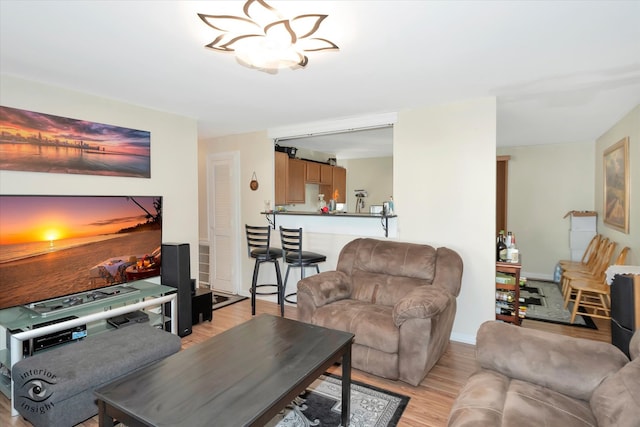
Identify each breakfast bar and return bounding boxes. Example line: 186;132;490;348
263;211;398;238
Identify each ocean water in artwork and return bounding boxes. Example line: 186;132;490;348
0;105;151;178
0;143;150;177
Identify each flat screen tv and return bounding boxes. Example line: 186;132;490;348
0;195;162;311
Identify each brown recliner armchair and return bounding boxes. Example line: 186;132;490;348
448;321;640;427
297;238;463;386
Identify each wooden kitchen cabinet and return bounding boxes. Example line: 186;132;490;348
305;161;321;183
304;161;333;186
274;151;288;205
320;166;346;203
319;164;333;185
332;166;346;203
275;155;344;206
286;158;306;204
275;153;306;205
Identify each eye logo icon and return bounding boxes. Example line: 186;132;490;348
20;378;55;403
27;380;49;401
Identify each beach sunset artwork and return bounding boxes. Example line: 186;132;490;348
0;195;162;310
0;105;151;177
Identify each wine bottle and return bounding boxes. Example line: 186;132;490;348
496;307;515;316
495;290;514;302
509;234;519;263
496;230;506;262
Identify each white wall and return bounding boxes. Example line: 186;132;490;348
497;142;595;279
394;97;497;343
595;105;640;266
343;157;393;211
0;75;200;278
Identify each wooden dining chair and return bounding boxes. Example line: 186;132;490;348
567;247;631;324
560;237;608;297
559;234;601;271
561;239;616;301
560;235;608;279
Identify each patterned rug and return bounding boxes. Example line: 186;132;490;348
266;374;409;427
211;291;247;311
520;280;597;329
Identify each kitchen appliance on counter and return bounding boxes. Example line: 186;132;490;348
354;189;367;213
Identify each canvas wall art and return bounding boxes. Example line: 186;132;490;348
0;106;151;178
603;137;629;233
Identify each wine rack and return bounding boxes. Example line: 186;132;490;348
495;261;522;326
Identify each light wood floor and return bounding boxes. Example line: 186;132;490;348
0;298;611;427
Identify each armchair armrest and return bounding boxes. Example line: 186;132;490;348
297;271;352;309
476;321;629;401
433;247;463;297
392;286;454;327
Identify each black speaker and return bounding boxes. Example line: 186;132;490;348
161;243;192;337
611;274;636;358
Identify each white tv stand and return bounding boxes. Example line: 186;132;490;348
0;279;177;414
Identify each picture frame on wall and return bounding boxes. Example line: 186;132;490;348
0;105;151;178
603;137;629;233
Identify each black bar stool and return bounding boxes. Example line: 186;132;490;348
245;225;284;316
279;226;327;304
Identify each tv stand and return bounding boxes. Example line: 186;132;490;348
26;285;140;317
0;280;177;414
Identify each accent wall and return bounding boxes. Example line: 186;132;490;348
596;105;639;266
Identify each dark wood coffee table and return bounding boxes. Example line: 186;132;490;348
94;314;354;426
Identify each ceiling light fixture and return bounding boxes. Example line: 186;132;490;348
198;0;339;74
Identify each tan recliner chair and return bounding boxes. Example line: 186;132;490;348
297;238;463;386
448;321;640;427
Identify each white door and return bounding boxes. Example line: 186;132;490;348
207;152;240;294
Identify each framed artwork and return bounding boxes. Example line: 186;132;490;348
603;137;629;233
0;105;151;178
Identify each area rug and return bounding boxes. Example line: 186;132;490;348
266;373;409;427
211;291;247;311
520;280;597;329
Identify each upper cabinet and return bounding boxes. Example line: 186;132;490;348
274;151;288;205
321;166;346;203
274;154;346;206
320;164;333;186
333;167;346;203
304;161;334;186
305;162;321;183
287;158;306;204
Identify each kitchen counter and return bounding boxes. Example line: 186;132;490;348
266;210;396;218
262;210;397;238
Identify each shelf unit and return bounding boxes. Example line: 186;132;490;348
495;262;522;326
0;280;176;403
198;241;210;288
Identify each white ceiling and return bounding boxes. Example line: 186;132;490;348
1;1;639;157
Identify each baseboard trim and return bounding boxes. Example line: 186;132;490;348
522;271;554;281
450;332;476;345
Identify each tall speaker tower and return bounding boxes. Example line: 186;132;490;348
161;243;192;337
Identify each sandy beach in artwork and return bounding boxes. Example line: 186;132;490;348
0;230;161;309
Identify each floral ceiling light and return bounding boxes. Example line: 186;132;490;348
197;0;339;74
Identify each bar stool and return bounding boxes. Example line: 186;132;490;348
245;225;284;316
279;226;327;304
